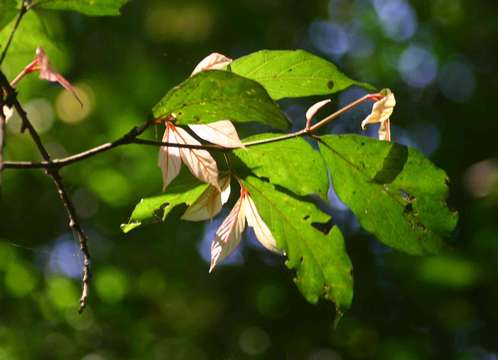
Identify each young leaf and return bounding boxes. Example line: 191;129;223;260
121;170;208;233
319;135;458;255
244;194;279;253
361;90;395;141
0;12;64;78
158;123;182;190
182;176;231;221
191;52;232;76
243;176;353;311
234;134;329;200
174;126;220;190
230;50;373;100
306;99;332;124
153;70;290;131
210;196;246;272
0;0;17;31
33;0;128;16
189;120;244;148
11;47;82;106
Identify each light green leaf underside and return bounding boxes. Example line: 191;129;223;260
121;170;208;233
33;0;128;16
153;70;290;131
0;0;17;31
234;133;329;200
0;11;65;78
319;135;458;255
230;49;373;100
244;176;353;310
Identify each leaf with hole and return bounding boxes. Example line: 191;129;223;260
319;135;458;254
243;176;353;311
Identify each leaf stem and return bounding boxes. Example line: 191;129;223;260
308;93;378;132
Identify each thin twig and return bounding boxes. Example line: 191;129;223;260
1;123;229;169
0;69;91;313
2;93;378;170
309;94;378;132
0;3;27;66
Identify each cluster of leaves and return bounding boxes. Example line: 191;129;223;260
122;50;458;313
0;0;457;316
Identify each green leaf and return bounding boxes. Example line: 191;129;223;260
230;50;373;100
0;0;17;31
243;176;353;311
319;135;458;255
33;0;128;16
121;170;208;233
153;70;290;131
234;134;329;200
0;11;66;78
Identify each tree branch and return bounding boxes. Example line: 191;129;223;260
0;69;91;313
2;93;377;170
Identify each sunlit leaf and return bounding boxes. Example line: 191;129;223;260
306;99;332;123
158;123;182;191
361;89;395;141
243;176;353;310
121;170;208;233
244;194;279;253
153;70;290;130
182;176;231;221
210;195;246;272
174;126;220;190
234;134;329;200
191;52;232;76
189;120;244;149
230;49;373;100
33;0;129;16
319;135;458;254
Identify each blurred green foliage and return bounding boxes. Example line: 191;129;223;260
1;0;498;359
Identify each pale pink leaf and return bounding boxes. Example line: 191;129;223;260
158;123;182;191
244;194;280;253
181;176;231;221
191;52;233;76
361;91;396;130
189;120;244;148
306;99;332;122
36;48;83;107
210;196;246;272
2;106;13;122
174;126;220;190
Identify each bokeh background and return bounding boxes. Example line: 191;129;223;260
1;0;498;359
